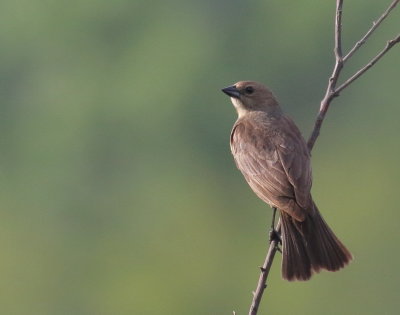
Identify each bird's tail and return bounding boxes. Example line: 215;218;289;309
280;202;352;281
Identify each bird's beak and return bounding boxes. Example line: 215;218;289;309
221;85;240;99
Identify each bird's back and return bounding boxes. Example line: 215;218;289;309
230;111;312;221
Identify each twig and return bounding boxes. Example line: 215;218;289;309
248;220;281;315
307;0;344;151
337;34;400;93
308;0;400;151
343;0;400;63
247;1;400;314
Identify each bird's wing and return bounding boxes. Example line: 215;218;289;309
231;117;312;221
273;115;312;210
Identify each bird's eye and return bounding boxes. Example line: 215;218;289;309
245;86;254;94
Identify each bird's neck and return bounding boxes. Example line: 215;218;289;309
238;107;283;122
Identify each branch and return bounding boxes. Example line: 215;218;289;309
343;0;400;62
308;0;400;151
308;0;344;151
246;1;400;314
336;34;400;93
334;0;344;61
248;220;281;315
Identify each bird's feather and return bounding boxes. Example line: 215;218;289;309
230;112;312;221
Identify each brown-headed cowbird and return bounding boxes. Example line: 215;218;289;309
222;81;352;281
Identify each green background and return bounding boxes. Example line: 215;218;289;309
1;0;399;314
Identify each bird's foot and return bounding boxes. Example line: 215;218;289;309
269;228;281;243
269;229;282;253
269;207;282;252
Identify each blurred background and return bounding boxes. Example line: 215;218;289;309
1;0;399;314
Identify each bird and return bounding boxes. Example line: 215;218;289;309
222;81;352;281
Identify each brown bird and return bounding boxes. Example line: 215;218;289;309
222;81;352;281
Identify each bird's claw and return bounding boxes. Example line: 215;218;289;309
269;229;282;253
269;229;281;243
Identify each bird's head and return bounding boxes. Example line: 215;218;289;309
222;81;280;118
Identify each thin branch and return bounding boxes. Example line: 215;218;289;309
337;34;400;93
334;0;344;61
308;0;400;151
246;0;400;314
248;220;281;315
308;0;344;151
343;0;400;63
